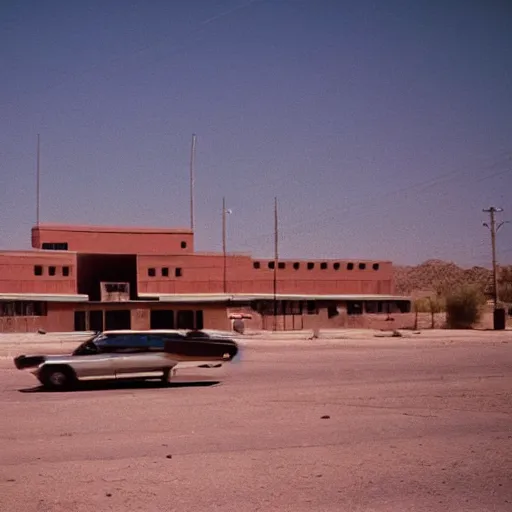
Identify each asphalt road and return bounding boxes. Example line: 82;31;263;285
1;338;511;512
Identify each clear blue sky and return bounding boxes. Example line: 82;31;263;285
1;0;511;266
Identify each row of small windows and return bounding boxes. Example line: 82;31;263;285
0;301;48;317
42;242;69;250
34;265;70;277
252;261;380;271
148;267;183;278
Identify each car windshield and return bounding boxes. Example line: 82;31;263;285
72;339;99;356
91;333;108;344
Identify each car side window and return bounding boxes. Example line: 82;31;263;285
147;335;166;351
97;334;149;353
154;334;186;351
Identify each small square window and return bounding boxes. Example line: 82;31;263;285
34;265;43;276
307;262;314;270
333;262;340;271
293;262;300;270
359;263;366;270
320;262;328;270
181;241;187;249
278;262;285;270
42;242;68;250
347;262;354;270
175;267;182;277
372;263;380;271
62;266;70;277
148;268;156;277
253;261;260;269
162;267;169;277
268;261;275;270
49;266;56;276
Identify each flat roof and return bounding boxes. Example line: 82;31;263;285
32;224;193;235
138;293;411;303
0;250;78;256
252;258;393;264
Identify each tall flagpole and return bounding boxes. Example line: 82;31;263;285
222;196;227;293
273;197;278;331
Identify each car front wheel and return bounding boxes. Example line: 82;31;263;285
162;367;176;386
161;368;170;385
40;366;76;391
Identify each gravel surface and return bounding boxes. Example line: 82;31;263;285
1;335;511;511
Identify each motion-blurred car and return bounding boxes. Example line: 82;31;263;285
14;329;239;390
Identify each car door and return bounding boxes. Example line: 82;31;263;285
70;338;116;380
103;334;165;379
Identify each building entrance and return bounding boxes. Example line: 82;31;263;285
105;310;131;330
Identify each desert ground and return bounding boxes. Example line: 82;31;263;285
1;330;511;512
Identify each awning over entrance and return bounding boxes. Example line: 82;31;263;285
0;293;89;303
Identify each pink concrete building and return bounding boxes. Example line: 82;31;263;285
0;224;410;332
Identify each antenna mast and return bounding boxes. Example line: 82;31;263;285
189;133;197;231
36;134;40;226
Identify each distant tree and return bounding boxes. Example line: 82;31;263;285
413;298;431;313
445;285;485;329
428;296;445;328
413;295;446;329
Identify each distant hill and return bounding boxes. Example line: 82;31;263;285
393;259;493;297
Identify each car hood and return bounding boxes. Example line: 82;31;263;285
15;353;92;369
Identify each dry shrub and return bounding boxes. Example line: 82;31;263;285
445;285;485;329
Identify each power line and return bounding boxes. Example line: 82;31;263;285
475;153;512;183
235;152;512;248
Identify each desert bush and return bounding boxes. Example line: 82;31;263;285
445;285;485;329
414;296;446;313
498;266;512;304
413;298;430;313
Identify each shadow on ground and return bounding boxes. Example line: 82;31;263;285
18;379;221;393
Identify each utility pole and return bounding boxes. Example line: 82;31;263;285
189;134;197;231
222;198;232;294
36;134;41;227
483;206;507;311
273;197;278;331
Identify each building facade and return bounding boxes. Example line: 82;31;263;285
0;224;411;333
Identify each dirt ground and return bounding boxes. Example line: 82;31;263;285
1;333;511;511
